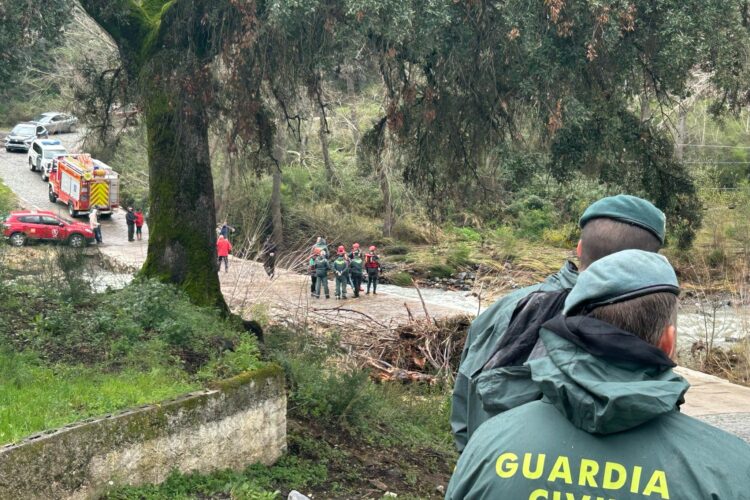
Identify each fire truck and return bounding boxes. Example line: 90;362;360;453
48;154;120;218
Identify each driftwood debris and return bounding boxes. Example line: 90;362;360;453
353;312;471;384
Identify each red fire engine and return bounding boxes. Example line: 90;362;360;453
48;154;120;218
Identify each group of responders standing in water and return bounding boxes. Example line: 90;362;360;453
214;227;382;300
308;237;381;300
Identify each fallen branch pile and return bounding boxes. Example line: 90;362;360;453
356;314;471;384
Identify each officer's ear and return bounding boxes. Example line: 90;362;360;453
576;240;583;259
658;324;676;359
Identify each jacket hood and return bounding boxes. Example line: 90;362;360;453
528;315;689;435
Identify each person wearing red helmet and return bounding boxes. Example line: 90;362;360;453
349;242;365;294
365;245;381;295
332;246;350;299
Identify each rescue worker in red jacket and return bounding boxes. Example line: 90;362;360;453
365;245;381;295
134;208;144;241
216;234;232;273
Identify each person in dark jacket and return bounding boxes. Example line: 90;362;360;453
447;250;750;500
125;206;136;242
262;237;277;279
332;246;350;299
309;248;320;296
365;245;381;295
349;242;365;293
451;195;667;453
349;251;365;298
313;251;330;299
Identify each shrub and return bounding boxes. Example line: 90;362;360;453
390;271;413;286
517;208;556;240
386;244;409;255
542;223;578;248
428;264;455;279
450;226;482;243
391;217;435;244
446;244;473;268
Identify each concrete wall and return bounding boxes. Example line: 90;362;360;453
0;366;286;499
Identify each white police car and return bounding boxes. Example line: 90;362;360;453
27;139;68;181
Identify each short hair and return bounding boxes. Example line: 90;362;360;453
587;292;677;346
580;218;662;269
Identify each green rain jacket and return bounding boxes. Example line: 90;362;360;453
446;315;750;500
332;256;349;277
314;255;330;277
451;262;578;452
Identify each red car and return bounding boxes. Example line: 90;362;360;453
3;210;95;248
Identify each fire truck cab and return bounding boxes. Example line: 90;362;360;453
48;154;120;218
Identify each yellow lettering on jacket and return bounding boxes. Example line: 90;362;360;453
523;453;546;480
496;452;518;478
643;470;670;499
578;459;599;487
547;456;573;484
529;489;548;500
630;465;642;493
602;462;627;490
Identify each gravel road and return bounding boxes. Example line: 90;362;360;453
0;132;149;267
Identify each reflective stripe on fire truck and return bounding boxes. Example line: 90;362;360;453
89;182;110;208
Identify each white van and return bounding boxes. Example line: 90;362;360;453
27;139;68;181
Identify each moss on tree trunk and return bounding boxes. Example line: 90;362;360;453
141;86;225;310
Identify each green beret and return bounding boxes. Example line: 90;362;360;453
579;195;666;244
564;249;679;315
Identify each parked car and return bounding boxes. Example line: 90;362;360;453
4;123;48;152
27;139;68;180
32;112;78;134
2;210;95;248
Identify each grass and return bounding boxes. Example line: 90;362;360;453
0;349;196;444
104;325;457;498
0;246;264;445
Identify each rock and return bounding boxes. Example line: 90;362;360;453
384;493;398;498
436;485;445;494
369;479;389;491
288;491;310;500
457;272;467;280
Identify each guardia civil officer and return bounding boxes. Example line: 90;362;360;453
451;195;666;452
447;250;750;499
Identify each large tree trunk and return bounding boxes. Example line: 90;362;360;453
141;84;225;309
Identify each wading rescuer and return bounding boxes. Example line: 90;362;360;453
446;250;750;499
333;246;350;299
365;245;381;295
451;195;667;452
313;248;331;299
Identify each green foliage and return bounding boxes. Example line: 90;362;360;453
390;271;413;287
0;0;70;93
449;226;482;243
428;264;455;279
0;267;261;378
446;245;472;269
0;181;17;219
0;348;195;444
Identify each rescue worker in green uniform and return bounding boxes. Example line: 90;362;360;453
332;246;350;299
451;195;666;453
349;250;365;298
446;250;750;500
313;249;331;299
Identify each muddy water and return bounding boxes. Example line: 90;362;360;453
677;305;750;350
375;283;480;314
